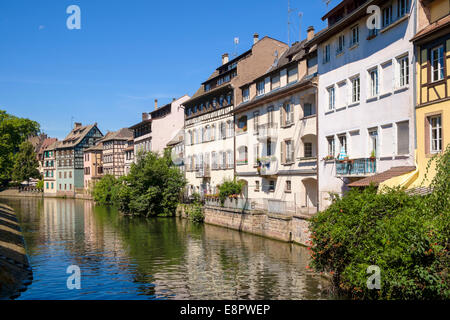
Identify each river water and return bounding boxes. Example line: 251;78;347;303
0;197;329;300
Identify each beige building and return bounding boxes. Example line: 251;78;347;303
43;140;59;195
84;142;104;193
184;34;289;197
102;128;133;177
233;28;318;214
124;138;134;175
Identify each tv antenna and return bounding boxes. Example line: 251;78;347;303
298;12;303;42
288;0;296;46
323;0;332;10
233;37;239;57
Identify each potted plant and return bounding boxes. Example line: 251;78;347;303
370;150;376;161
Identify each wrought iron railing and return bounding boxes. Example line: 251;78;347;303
335;158;377;176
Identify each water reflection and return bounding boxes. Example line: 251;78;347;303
0;197;328;300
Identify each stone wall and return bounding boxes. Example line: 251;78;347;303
203;205;312;246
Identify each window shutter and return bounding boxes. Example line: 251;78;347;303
289;104;294;123
281;141;285;164
280;105;284;126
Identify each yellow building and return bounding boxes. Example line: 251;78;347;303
381;0;450;190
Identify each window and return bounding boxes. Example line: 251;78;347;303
238;116;247;133
288;66;298;83
369;129;378;157
285;140;294;163
327;136;335;157
350;25;359;46
257;81;265;96
271;73;280;90
254;143;260;166
382;5;392;27
283;103;294;126
327;86;335;110
285;180;292;192
338;135;347;154
369;68;379;97
429;115;442;153
211;152;218;170
227;120;234;137
431;46;444;82
397;121;409;155
304;142;313;158
323;44;330;63
255;181;260;192
398;0;409;17
398;55;409;87
238;146;248;165
351;77;360;103
227;150;234;168
267;106;274;126
337;34;345;54
242;87;250;102
269;180;275;192
64;172;67;179
220;122;226;139
304;103;315;117
253;111;259;132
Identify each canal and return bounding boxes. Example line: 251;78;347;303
0;197;329;300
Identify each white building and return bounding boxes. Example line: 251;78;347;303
309;0;416;210
233;28;319;215
184;35;289;197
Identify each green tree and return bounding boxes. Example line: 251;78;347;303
310;145;450;300
0;110;40;186
11;141;40;183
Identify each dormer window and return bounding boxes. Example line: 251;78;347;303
242;86;250;102
205;83;211;92
256;81;265;96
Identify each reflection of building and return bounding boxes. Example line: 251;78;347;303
55;123;103;196
184;34;289;196
309;0;416;210
233;28;318;214
129;96;190;159
102;128;133;177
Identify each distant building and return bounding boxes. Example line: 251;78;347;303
84;142;104;193
43;140;58;195
129;95;190;158
166;129;185;173
55;122;103;196
124;138;134;175
102;128;133;177
183;34;289;197
37;137;58;177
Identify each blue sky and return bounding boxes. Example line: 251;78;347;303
0;0;332;139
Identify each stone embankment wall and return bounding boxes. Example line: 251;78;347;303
0;203;33;300
177;204;312;247
0;189;92;200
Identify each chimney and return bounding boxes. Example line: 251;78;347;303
172;98;176;102
142;112;149;121
154;99;158;110
307;26;315;41
222;53;229;65
74;122;82;129
253;33;259;44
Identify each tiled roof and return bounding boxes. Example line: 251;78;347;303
348;166;416;187
38;138;57;154
85;142;103;152
411;14;450;42
166;129;184;147
101;128;133;142
58;123;98;148
45;140;60;151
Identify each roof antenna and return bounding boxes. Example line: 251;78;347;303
233;37;239;57
288;0;297;46
298;12;303;42
323;0;332;10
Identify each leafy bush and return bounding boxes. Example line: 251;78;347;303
36;180;44;191
218;179;244;206
185;203;204;223
310;146;449;300
92;150;186;217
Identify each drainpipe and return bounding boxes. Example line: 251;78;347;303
312;81;319;214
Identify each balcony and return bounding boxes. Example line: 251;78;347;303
257;157;279;176
335;158;377;177
256;123;278;141
195;165;211;178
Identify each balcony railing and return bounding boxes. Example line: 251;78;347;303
256;123;278;141
195;165;211;178
257;157;278;176
335;158;377;176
